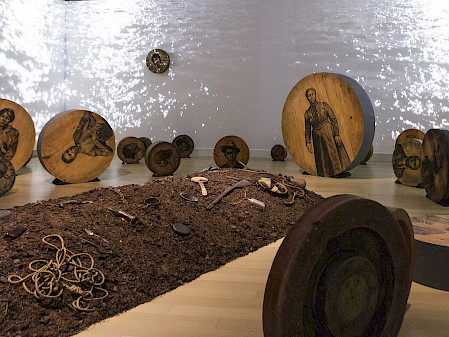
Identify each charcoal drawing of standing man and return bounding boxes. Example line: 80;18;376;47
0;108;19;161
304;88;350;176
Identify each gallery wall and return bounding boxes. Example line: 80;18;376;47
1;0;449;156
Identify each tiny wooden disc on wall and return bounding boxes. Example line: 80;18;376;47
420;129;449;203
263;195;411;337
37;110;115;183
139;137;152;151
145;141;181;176
146;49;170;74
282;73;375;177
213;136;249;169
271;144;288;161
117;137;146;164
0;154;16;196
172;135;194;158
0;99;36;171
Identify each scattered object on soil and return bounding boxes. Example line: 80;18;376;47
180;192;198;203
8;234;108;312
289;177;306;189
84;229;109;243
172;223;190;236
191;176;208;196
105;207;139;224
258;177;288;196
206;179;251;210
0;209;13;223
59;200;94;207
4;224;27;239
144;197;160;207
248;198;265;209
199;165;219;172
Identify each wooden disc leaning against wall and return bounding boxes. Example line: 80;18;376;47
263;194;411;337
37;110;115;183
213;136;250;169
0;154;16;196
392;129;425;187
117;137;146;164
145;141;181;176
282;73;375;177
0;99;36;171
139;137;152;151
172;134;194;158
271;144;288;161
420;129;449;203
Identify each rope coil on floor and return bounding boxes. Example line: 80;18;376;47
8;234;108;311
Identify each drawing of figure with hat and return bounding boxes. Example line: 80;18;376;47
220;139;245;169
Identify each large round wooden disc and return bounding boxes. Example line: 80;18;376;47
420;129;449;203
410;215;449;291
263;194;410;337
213;136;249;169
392;138;423;186
37;110;115;183
0;154;15;196
282;73;375;176
145;141;181;176
0;99;36;171
117;137;145;164
172;135;194;158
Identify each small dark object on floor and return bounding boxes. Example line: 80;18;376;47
53;177;100;185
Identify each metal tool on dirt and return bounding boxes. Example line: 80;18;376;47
206;179;250;210
191;177;208;196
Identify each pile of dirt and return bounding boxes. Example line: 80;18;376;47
0;168;323;337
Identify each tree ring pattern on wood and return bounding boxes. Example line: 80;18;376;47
0;98;36;171
0;154;15;196
146;49;170;74
271;144;288;161
172;135;194;158
117;137;146;164
282;73;375;176
420;129;449;203
37;110;115;183
263;194;410;337
145;141;180;176
213;136;249;169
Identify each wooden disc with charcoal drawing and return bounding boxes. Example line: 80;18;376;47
139;137;152;151
0;99;36;171
420;129;449;203
0;154;15;196
146;49;170;74
271;144;288;161
263;194;411;337
282;73;375;177
172;135;194;158
393;129;424;187
213;136;249;169
37;110;115;183
117;137;145;164
145;141;180;176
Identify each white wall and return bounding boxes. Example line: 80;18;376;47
2;0;449;156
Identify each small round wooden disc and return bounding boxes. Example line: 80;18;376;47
213;136;249;169
282;73;375;176
146;49;170;73
420;129;449;202
392;138;423;186
117;137;146;164
396;128;425;144
263;195;410;337
37;110;115;183
172;223;190;236
0;154;15;196
145;141;181;176
172;135;194;158
271;144;287;161
0;99;36;171
139;137;152;151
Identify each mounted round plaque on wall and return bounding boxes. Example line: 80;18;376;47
37;110;115;183
0;99;36;171
213;136;250;169
282;73;375;177
146;49;170;74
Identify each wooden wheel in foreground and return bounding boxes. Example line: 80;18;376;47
117;137;146;164
145;141;181;176
263;195;411;337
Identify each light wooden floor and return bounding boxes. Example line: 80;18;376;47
3;156;449;337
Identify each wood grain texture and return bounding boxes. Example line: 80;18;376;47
37;110;115;183
145;141;181;176
0;98;35;171
282;72;374;176
213;136;249;169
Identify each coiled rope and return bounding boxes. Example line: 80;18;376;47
8;234;108;311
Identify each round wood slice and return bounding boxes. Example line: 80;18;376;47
139;137;152;151
117;137;145;164
0;99;36;171
145;141;180;176
282;73;375;177
411;215;449;291
37;110;115;183
0;154;15;196
396;128;425;144
263;194;410;337
271;144;288;161
146;49;170;74
213;136;250;169
172;135;194;158
392;138;423;187
420;129;449;203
